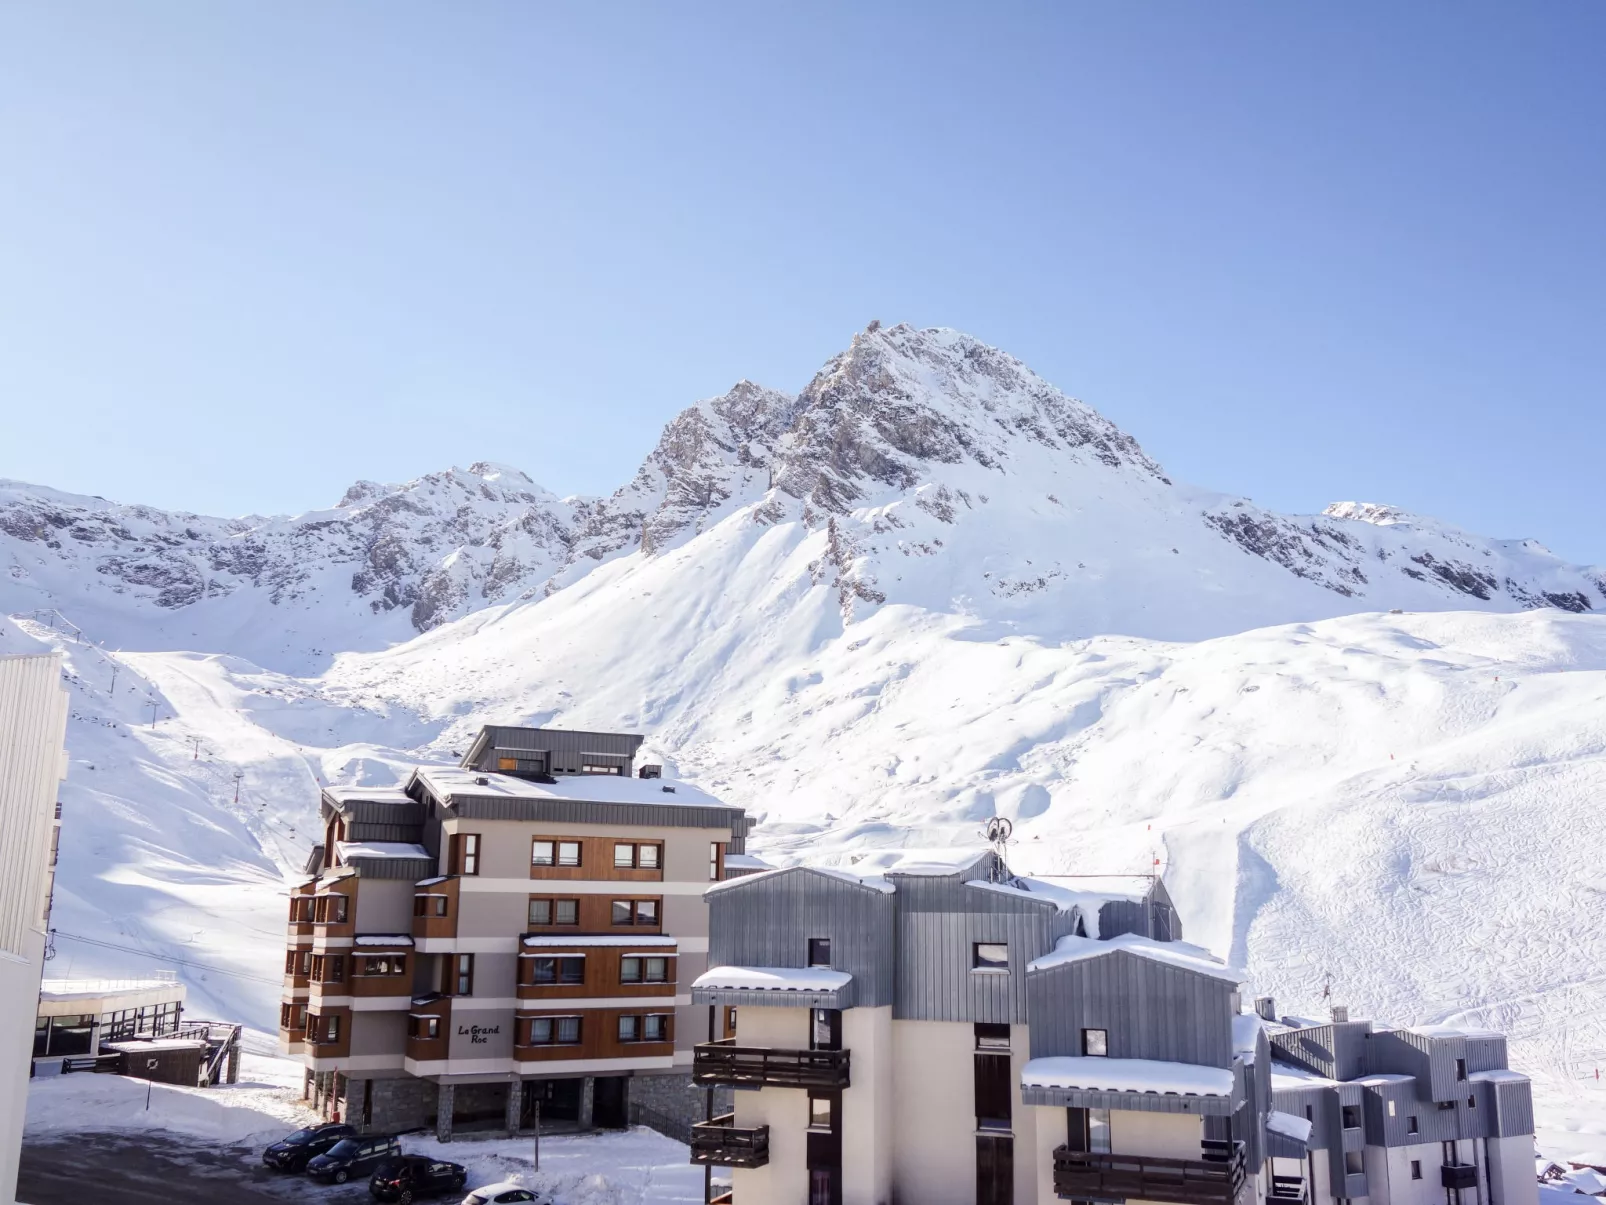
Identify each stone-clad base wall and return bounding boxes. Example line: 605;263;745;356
630;1071;732;1139
340;1074;438;1134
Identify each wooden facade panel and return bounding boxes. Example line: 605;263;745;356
525;834;666;882
513;1006;675;1062
525;893;664;935
516;946;678;999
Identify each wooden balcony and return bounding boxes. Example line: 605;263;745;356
689;1114;770;1169
1268;1174;1308;1204
1053;1141;1246;1205
692;1040;851;1090
1442;1164;1478;1191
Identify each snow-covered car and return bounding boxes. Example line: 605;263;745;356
462;1184;548;1205
261;1122;356;1172
370;1155;468;1201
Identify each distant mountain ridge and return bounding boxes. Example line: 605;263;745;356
3;323;1603;669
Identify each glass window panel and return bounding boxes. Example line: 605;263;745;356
529;899;552;925
611;900;633;925
554;899;578;925
532;841;555;866
620;958;641;983
614;844;636;868
645;957;668;983
638;844;660;869
557;842;581;867
556;1016;581;1044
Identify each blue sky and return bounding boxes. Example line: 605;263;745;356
4;3;1604;561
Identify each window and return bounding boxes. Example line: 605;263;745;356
1345;1151;1364;1175
1082;1028;1108;1057
611;899;659;926
1087;1107;1111;1153
975;1049;1012;1128
808;1094;835;1130
284;950;298;975
709;843;722;881
975;1023;1011;1051
643;1013;668;1042
409;1015;440;1040
526;1016;582;1046
1411;1161;1422;1180
977;1133;1014;1205
527;956;585;986
807;937;832;968
1456;1057;1467;1081
453;953;474;996
1437;1101;1455;1111
528;898;580;926
533;839;580;867
613;842;662;869
618;1015;638;1042
972;942;1009;972
1408;1115;1418;1133
620;956;669;984
1388;1100;1396;1117
1467;1095;1476;1109
451;833;481;876
314;895;348;924
312;954;345;983
357;955;405;976
582;763;621;775
413;894;448;918
810;1008;841;1051
317;1014;340;1043
1342;1105;1360;1130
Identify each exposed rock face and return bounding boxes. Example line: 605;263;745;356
3;324;1603;648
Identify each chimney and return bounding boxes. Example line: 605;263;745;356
1255;996;1277;1022
1331;1004;1350;1023
637;764;662;780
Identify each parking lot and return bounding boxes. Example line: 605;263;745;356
20;1132;377;1205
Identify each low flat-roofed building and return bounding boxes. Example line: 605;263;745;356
34;973;186;1060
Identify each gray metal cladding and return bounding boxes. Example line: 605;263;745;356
692;981;858;1010
705;869;896;1007
895;876;1065;1023
349;854;436;880
463;726;644;773
332;799;427;826
303;844;325;875
345;822;422;844
1268;1023;1370;1080
1491;1076;1534;1138
1367;1029;1467;1103
1096;899;1150;939
1465;1033;1508;1074
442;793;747;835
1017;1084;1237;1116
1026;950;1236;1067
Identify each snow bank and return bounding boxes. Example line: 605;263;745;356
25;1069;312;1144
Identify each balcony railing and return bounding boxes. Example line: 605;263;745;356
1268;1174;1308;1204
1442;1164;1478;1191
1053;1141;1246;1205
692;1040;851;1090
689;1114;771;1169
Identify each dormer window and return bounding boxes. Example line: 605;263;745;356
972;943;1009;973
807;938;832;968
1082;1028;1108;1057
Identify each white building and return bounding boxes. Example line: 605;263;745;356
0;652;70;1204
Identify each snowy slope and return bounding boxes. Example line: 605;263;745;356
8;323;1606;1152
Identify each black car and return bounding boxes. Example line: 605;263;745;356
306;1134;404;1184
262;1123;357;1172
369;1155;468;1202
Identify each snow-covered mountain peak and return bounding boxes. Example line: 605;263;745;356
1324;501;1420;527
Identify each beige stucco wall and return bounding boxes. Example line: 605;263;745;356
1487;1134;1538;1205
1032;1103;1063;1205
351;1010;408;1059
842;1006;892;1205
891;1020;977;1204
1111;1108;1202;1159
353;878;413;934
731;1003;813;1205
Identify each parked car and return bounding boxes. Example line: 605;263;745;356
369;1155;468;1202
461;1184;549;1205
306;1133;403;1184
261;1123;357;1172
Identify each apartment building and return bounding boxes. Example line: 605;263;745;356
279;725;752;1138
0;652;71;1205
685;849;1538;1205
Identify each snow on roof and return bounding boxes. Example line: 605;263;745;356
521;935;677;949
1270;1061;1341;1089
1267;1111;1314;1143
705;864;895;897
1355;1074;1416;1086
1028;933;1246;983
1470;1069;1526;1084
414;875;450;887
722;853;773;870
856;847;992;876
694;966;854;994
1021;1056;1235;1098
413;765;737;810
353;934;414;947
39;978;184;1003
337;841;431;862
1406;1025;1506;1040
1027;874;1155;902
1234;1013;1265;1055
323;786;413;805
103;1038;208;1052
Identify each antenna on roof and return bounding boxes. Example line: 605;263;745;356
982;817;1014;882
